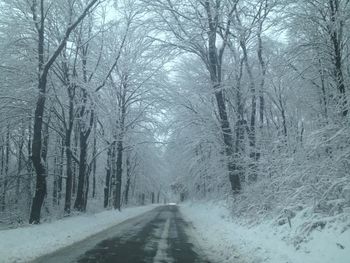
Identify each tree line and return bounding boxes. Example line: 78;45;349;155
158;0;350;217
0;0;168;224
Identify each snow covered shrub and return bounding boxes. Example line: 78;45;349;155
229;124;350;231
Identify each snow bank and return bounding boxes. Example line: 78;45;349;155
0;205;158;263
180;202;350;263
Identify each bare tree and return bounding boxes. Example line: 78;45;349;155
29;0;100;224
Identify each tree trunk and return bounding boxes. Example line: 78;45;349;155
110;141;117;206
72;125;79;196
114;140;123;211
15;125;25;205
204;0;241;193
329;0;348;117
30;0;49;223
92;120;97;198
74;87;93;212
64;85;75;214
26;119;33;217
318;58;328;120
104;147;112;208
124;154;131;206
233;60;246;184
214;91;241;191
157;191;160;203
281;102;288;139
83;162;90;211
53;139;59;206
1;137;5;212
58;138;64;205
74;132;88;212
257;21;266;126
30;82;48;224
1;126;10;212
241;39;258;182
151;192;155;204
64;139;73;213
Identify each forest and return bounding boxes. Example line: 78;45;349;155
0;0;349;235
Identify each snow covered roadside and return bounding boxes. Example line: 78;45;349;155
0;205;158;263
180;202;350;263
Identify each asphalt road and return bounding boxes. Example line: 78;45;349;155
32;205;211;263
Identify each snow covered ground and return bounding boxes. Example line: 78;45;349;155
180;202;350;263
0;205;158;263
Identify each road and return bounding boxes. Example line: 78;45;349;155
32;205;211;263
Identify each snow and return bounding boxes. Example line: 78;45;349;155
180;201;350;263
0;205;158;263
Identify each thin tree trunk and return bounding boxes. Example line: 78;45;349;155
1;126;10;212
83;160;90;211
104;146;112;208
157;191;160;203
58;138;64;205
151;192;155;204
329;0;348;117
257;21;266;126
114;140;123;211
281;101;288;139
110;141;116;207
4;126;10;210
26;119;33;217
92;120;97;198
64;136;73;213
15;125;25;205
124;154;131;205
53;138;59;206
241;39;258;182
64;85;75;214
72;125;79;196
318;58;328;120
233;58;246;184
0;136;4;212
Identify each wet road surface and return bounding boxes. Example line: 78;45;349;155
32;205;210;263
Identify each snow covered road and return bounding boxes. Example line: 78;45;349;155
30;205;210;263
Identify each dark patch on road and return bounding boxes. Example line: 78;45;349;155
32;205;211;263
168;207;207;263
76;211;162;263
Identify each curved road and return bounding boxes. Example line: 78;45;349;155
32;205;211;263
